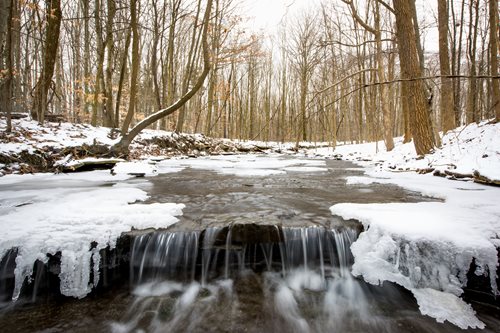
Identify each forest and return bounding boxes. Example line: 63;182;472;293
1;0;499;156
1;1;500;332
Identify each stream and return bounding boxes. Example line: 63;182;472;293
0;156;499;332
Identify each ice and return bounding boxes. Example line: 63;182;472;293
412;288;485;329
0;174;184;300
318;120;500;329
330;170;500;328
59;248;93;298
156;154;326;177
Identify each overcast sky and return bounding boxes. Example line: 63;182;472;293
239;0;439;53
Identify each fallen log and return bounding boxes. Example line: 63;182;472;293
473;171;500;186
60;158;124;172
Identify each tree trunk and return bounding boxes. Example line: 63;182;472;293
31;0;62;124
451;0;465;125
437;0;455;132
176;0;203;132
104;0;116;127
0;0;13;132
490;0;500;122
114;28;131;127
82;0;91;120
300;70;307;142
393;0;435;155
466;0;479;125
91;0;105;126
121;0;139;135
374;2;394;150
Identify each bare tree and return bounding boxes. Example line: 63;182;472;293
114;0;214;154
31;0;63;123
120;0;140;135
288;13;322;142
393;0;435;155
490;0;500;122
342;0;395;151
0;0;14;132
437;0;455;132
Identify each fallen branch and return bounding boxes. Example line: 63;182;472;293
473;171;500;186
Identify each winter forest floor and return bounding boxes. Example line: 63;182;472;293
0;117;499;331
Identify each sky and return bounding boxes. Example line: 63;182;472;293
240;0;439;53
242;0;320;32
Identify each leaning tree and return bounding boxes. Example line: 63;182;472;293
112;0;214;156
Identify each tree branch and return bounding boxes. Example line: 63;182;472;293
113;0;214;153
323;74;500;109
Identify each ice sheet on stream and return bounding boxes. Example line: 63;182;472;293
330;171;500;329
154;154;327;177
0;173;184;300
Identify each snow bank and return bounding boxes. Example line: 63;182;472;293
316;121;500;328
0;173;184;300
331;170;500;329
0;119;119;156
314;120;500;181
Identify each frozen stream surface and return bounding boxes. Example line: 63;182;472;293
0;155;499;332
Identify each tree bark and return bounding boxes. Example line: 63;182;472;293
114;28;131;127
120;0;140;135
91;0;106;126
490;0;500;122
0;0;13;132
393;0;435;155
104;0;116;127
31;0;62;124
437;0;455;132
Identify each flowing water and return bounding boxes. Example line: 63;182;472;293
0;158;499;332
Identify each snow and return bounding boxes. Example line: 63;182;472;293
412;288;485;329
313;120;500;180
112;161;158;177
155;154;326;177
0;119;119;155
323;120;500;329
0;173;184;300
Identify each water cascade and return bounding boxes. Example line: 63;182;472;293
112;225;392;333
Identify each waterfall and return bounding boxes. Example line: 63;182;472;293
128;226;358;286
114;225;377;333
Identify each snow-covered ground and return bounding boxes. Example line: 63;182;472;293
0;118;327;175
311;120;500;181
